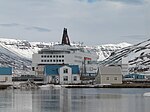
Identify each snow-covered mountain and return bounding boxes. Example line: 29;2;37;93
0;37;131;61
0;38;93;75
100;39;150;73
0;37;149;74
93;42;131;61
0;38;54;59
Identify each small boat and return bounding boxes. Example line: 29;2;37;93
143;92;150;96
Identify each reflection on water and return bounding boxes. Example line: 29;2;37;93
0;88;150;112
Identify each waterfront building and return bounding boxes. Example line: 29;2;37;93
99;56;129;76
31;28;98;84
123;73;146;80
0;67;12;85
143;70;150;79
95;66;122;84
44;65;81;84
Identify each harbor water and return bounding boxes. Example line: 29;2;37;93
0;88;150;112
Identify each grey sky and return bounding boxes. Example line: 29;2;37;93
0;0;149;45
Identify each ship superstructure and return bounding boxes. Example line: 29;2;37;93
31;28;98;84
32;28;97;70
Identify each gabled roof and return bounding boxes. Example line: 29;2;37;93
44;65;61;75
99;66;122;75
60;65;80;74
44;65;79;75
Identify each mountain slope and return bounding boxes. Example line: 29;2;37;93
0;38;131;61
2;37;149;74
100;39;150;72
93;42;131;61
0;44;31;75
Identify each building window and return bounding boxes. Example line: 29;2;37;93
53;55;55;58
53;60;55;62
32;67;35;71
63;76;68;81
50;60;52;62
47;55;49;58
62;60;64;62
74;76;77;81
47;60;49;62
41;55;43;58
63;68;68;73
59;55;61;58
41;60;43;62
44;55;46;58
106;77;109;80
62;55;64;58
56;55;58;58
114;77;118;80
50;55;52;58
56;60;58;62
44;60;46;62
59;60;61;62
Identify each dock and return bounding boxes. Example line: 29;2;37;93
62;83;150;88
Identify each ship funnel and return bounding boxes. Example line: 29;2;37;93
61;28;70;45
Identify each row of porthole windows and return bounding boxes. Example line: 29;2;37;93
41;55;64;58
41;59;64;62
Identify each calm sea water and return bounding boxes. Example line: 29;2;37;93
0;88;150;112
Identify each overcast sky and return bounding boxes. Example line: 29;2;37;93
0;0;150;45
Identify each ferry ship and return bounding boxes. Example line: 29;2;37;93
31;28;98;84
